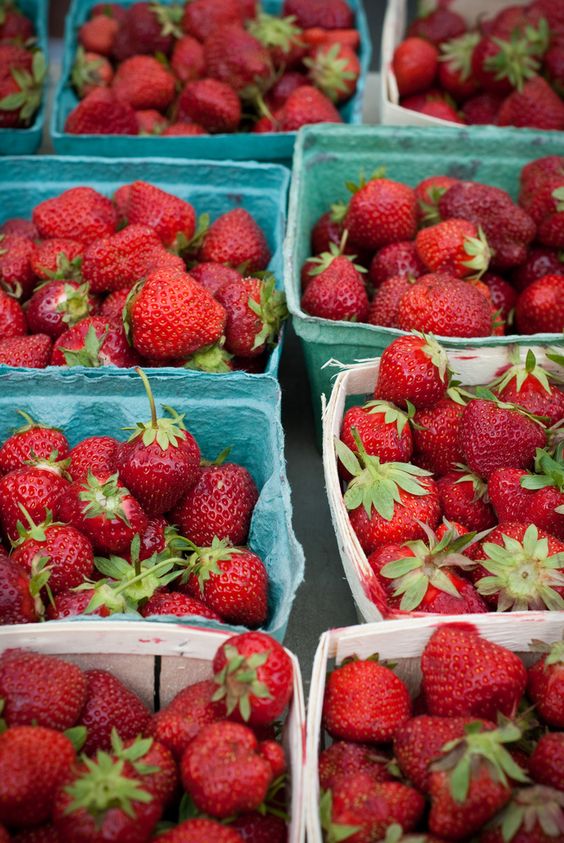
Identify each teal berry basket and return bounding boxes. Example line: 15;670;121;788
0;367;305;641
285;123;564;441
0;154;289;378
0;0;48;154
50;0;371;165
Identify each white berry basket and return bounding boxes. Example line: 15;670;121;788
381;0;530;127
322;344;563;624
305;612;564;843
0;620;306;842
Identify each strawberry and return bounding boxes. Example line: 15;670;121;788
161;121;207;135
0;217;38;238
0;411;69;476
0;727;76;829
177;78;242;133
248;12;306;71
438;181;536;270
529;733;564;792
487;467;534;523
0;556;37;624
416;219;491;278
369;241;425;287
152;679;223;759
415;175;458;226
301;27;360;51
31;238;84;282
459;396;547;480
428;722;528;839
0;288;26;338
134;109;168;135
71;47;113;98
528;638;564;728
460;91;499;124
471;33;541;96
305;42;360;103
479;785;564;843
392;37;439;97
204;23;272;99
47;588;111;619
344;176;417;252
68;435;118;483
0;334;51;367
216;274;287;358
412;397;465;476
181;537;268;627
497;76;564;130
141;590;220;619
212;631;293;726
159;820;245;843
171;34;204;83
77;668;151;755
282;0;352;30
115;1;183;59
367;274;416;328
182;0;245;42
482;271;517;325
78;14;118;55
0;3;35;43
231;814;286;843
278;84;342;130
408;4;466;45
340;400;413;466
115;733;177;808
337;434;441;554
33;186;118;245
0;48;45;128
515;274;564;334
310;209;349;255
0;462;70;543
125;268;226;361
26;281;96;339
51;317;140;368
438;33;481;101
491;350;564;426
0;648;87;730
0;232;37;298
437;468;496;532
415;99;464;122
421;622;527;719
190;262;241;296
301;251;369;322
319;742;392;792
199;208;270;272
65;85;138;134
125;181;195;248
323;656;411;743
171;461;258;547
321;775;425;842
56;471;148;555
112;54;175;111
374;333;450;410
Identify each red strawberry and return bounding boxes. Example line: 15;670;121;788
0;411;69;476
51;316;140;368
310;209;348;256
152;679;223;759
0;218;38;238
498;76;564;130
68;435;118;483
340;400;413;466
437;469;496;531
216;275;287;357
412;397;465;476
33;186;118;245
344;176;417;252
249;13;306;71
181;721;273;818
305;42;360;103
301;27;360;51
530;733;564;793
393;37;438;96
0;48;45;128
56;471;148;555
301;251;369;322
319;742;393;791
492;350;564;426
177;78;242;133
78;14;118;55
204;24;272;99
182;537;268;628
421;622;527;719
515;274;564;334
398;273;492;337
487;467;534;523
415;175;458;226
199;208;270;272
190;262;241;297
171;462;258;547
0;334;51;368
46;587;111;619
99;288;132;320
141;590;220;619
323;657;411;743
162;121;207;135
461;91;503;124
115;370;200;516
408;4;466;45
0;648;87;730
26;282;96;339
416;219;491;278
438;33;481;101
159;820;244;843
111;54;175;112
0;3;35;43
512;247;564;292
125;181;195;248
231;813;286;843
282;0;352;30
374;333;450;410
0;288;26;338
369;241;425;287
171;35;204;83
78;668;151;755
65;86;138;134
414;99;464;123
31;238;84;283
471;33;539;95
0;233;37;298
479;785;564;843
212;631;293;726
125;268;226;360
71;47;113;98
0;727;76;829
528;638;564;728
182;0;244;42
367;273;417;328
113;1;183;59
0;557;37;624
278;84;342;131
482;271;517;325
0;463;70;543
458;397;547;480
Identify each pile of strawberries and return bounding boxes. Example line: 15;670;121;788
64;0;361;137
0;0;45;130
0;630;294;840
391;0;564;129
336;333;564;616
0;370;275;628
318;622;564;842
0;180;287;371
301;155;564;338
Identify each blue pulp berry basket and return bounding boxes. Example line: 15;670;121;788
50;0;371;164
0;0;48;154
0;367;305;641
0;154;289;378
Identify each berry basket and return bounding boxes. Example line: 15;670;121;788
50;0;371;165
0;154;288;378
0;0;48;154
322;344;562;624
0;366;304;640
285;123;564;438
305;612;564;842
0;620;306;841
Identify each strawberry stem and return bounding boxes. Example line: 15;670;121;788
136;367;157;430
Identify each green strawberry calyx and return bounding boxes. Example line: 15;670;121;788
346;167;387;195
552;186;564;213
453;464;489;502
307;230;367;277
212;642;273;722
483;31;544;92
439;32;481;81
476;523;564;612
176;212;210;258
24;449;71;478
488;348;555;396
79;471;133;525
304;42;357;103
330;201;348;225
182;339;233;374
36;252;84;284
246;11;303;54
431;721;529;803
335;429;432;522
63;749;154;819
529;636;564;667
520;444;564;493
71;46;106;98
362;399;414;437
319;789;361;843
12;408;61;435
380;520;484;612
150;1;183;38
248;273;289;351
377;824;428;843
110;730;160;776
13;505;64;546
28;552;54;618
487;785;564;843
179;535;243;595
122;367;188;451
415;331;452;385
461;225;491;278
60;323;108;368
418;184;449;228
472;387;548;427
0;49;46;123
55;282;92;326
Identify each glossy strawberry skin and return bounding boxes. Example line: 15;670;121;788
26;281;97;339
182;0;245;41
78;668;152;756
412;398;465;476
367;274;415;328
51;316;141;368
345;179;417;252
46;588;111;620
189;262;241;297
12;523;94;594
528;654;564;728
437;470;496;532
199;209;270;273
0;424;69;476
496;375;564;428
416;219;486;278
204;23;272;96
374;335;448;410
65;86;139;134
318;741;393;791
278;84;342;131
397;273;492;338
529;733;564;791
515;274;564;334
216;277;271;357
159;819;244;843
126;181;196;248
301;256;369;322
0;288;27;339
141;590;221;620
0;334;52;368
0;557;37;624
392;37;439;97
33;187;118;245
111;55;175;110
67;435;118;483
497;76;564;131
341;404;413;465
177;78;242;134
0;233;37;299
152;679;223;760
369;241;425;288
231;813;286;843
0;466;70;543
